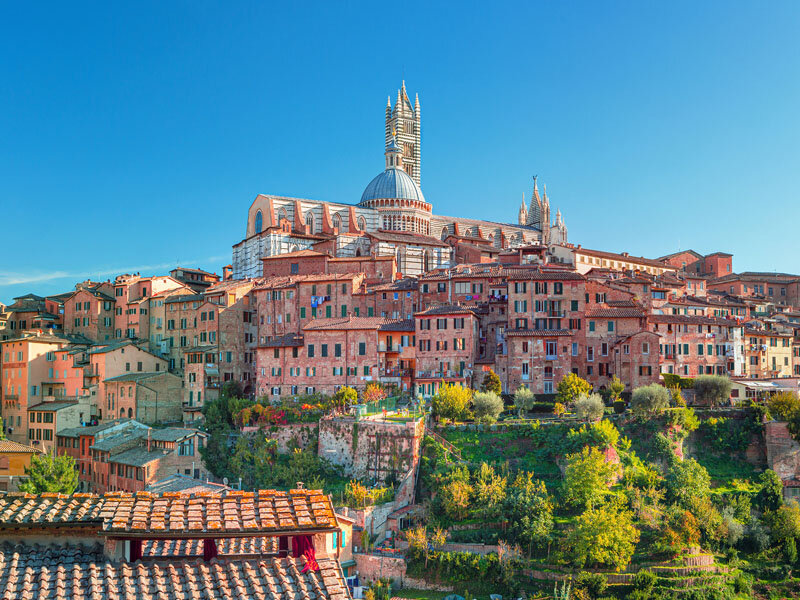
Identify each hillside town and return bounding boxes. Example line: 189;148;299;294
3;83;800;599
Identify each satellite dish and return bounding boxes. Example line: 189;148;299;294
223;477;229;485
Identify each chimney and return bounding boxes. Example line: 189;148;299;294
147;429;151;452
222;266;233;281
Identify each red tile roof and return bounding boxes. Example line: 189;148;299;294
0;490;337;537
506;328;573;337
585;307;646;318
303;316;407;331
0;543;349;600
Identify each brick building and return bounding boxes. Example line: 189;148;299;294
650;315;745;377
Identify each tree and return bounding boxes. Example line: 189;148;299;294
505;472;553;556
693;375;732;407
564;499;640;571
332;386;358;411
770;502;800;544
563;446;619;510
630;384;670;417
480;369;502;395
665;458;710;508
608;376;625;402
18;452;78;494
362;383;388;405
431;383;472;422
556;373;592;406
757;469;785;512
472;391;504;424
553;402;566;417
513;385;535;417
0;417;5;440
574;393;605;422
474;462;507;519
439;478;473;521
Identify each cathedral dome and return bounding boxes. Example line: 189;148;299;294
360;167;426;204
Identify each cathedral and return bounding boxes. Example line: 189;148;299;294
231;82;568;278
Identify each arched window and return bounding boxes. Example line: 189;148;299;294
278;207;289;223
396;246;406;274
423;250;431;272
128;407;133;418
254;210;263;234
356;248;362;257
358;216;367;231
441;226;449;241
332;213;342;231
305;212;315;234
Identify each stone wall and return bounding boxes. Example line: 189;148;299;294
241;423;318;453
353;553;452;590
318;416;424;480
765;420;800;482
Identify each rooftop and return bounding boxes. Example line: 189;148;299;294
0;490;338;537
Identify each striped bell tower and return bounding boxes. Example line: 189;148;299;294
385;81;421;186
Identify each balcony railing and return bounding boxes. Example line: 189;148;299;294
381;368;412;378
416;370;468;379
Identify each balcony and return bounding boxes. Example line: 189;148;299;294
416;369;468;380
381;368;412;378
547;310;566;318
545;354;558;361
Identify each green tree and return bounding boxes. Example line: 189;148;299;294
439;478;473;521
574;393;605;422
556;373;592;406
608;375;625;402
757;469;785;511
18;452;78;494
472;391;504;423
769;502;800;544
0;417;5;440
563;446;619;510
665;458;710;508
564;499;640;571
769;391;800;420
513;385;535;417
431;383;472;422
693;375;732;407
474;462;507;519
480;369;502;395
630;384;670;417
332;386;358;411
505;472;553;556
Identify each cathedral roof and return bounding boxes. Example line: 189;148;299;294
360;167;426;204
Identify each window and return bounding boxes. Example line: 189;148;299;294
334;344;342;358
308;345;314;358
358;342;366;356
545;341;557;359
588;321;595;332
607;321;614;332
321;344;328;357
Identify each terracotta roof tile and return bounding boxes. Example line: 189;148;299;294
0;543;349;600
0;490;337;537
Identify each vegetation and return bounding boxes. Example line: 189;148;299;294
573;393;604;422
563;446;618;510
555;373;592;406
513;385;535;417
693;374;732;407
480;369;502;395
472;391;504;424
18;452;78;494
563;499;640;570
630;384;670;416
431;383;473;422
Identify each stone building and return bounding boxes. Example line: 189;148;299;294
232;83;567;279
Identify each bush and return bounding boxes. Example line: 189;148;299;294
769;391;800;421
480;369;502;395
473;391;504;424
556;373;593;406
575;571;608;598
693;375;732;407
632;570;657;592
574;393;605;422
630;384;670;416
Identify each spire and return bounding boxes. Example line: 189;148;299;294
415;92;420;109
387;95;391;108
385;129;403;169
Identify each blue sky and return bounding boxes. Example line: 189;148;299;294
2;2;799;304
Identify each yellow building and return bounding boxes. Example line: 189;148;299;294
0;439;41;491
745;328;794;378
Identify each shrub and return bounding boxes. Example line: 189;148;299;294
630;384;670;416
613;400;626;414
632;570;657;592
553;402;567;417
574;393;605;422
473;391;504;424
693;374;732;407
575;571;608;598
513;385;535;417
769;391;800;421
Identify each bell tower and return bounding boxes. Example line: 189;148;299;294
385;81;421;186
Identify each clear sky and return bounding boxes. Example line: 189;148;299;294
2;2;799;304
